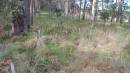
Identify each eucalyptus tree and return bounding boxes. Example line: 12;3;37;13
91;0;98;22
107;0;128;23
23;0;33;33
79;0;83;19
34;0;40;16
82;0;87;20
116;0;125;23
64;0;69;16
104;0;110;8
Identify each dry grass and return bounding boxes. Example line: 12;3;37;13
1;15;130;73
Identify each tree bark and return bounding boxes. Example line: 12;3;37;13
79;0;82;19
102;0;103;10
11;11;25;35
34;0;40;16
23;0;33;33
91;0;97;22
119;0;124;23
129;16;130;25
64;0;69;16
82;0;87;20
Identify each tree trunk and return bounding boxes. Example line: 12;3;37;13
116;0;124;23
91;0;97;22
102;0;103;10
95;0;98;22
119;0;124;23
23;0;33;33
64;0;69;16
116;0;118;3
128;16;130;25
82;0;87;20
11;9;25;35
34;0;40;16
79;0;82;19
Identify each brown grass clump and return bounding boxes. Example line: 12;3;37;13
77;29;125;55
0;60;10;73
0;25;6;38
15;37;37;49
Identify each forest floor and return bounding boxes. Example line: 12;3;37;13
0;15;130;73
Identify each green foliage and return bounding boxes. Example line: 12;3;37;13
108;2;128;17
69;32;80;41
42;59;50;65
0;0;23;16
100;10;110;22
126;11;130;16
0;35;10;44
108;3;118;17
0;44;23;60
55;9;63;17
0;0;24;30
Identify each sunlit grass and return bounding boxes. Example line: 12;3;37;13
0;12;130;72
47;44;75;64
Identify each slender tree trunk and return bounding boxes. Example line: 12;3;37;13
115;0;124;23
48;0;52;17
128;16;130;24
111;16;114;23
110;0;114;23
116;0;119;23
79;0;82;19
91;0;97;22
116;0;118;3
102;0;103;10
34;0;40;16
119;0;124;23
82;0;87;20
95;0;98;21
64;0;69;16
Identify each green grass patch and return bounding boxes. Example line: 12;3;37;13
0;44;24;60
47;44;75;64
0;35;10;44
11;34;32;42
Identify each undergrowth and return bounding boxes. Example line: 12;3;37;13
0;14;130;73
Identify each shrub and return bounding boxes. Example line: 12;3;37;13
100;10;110;22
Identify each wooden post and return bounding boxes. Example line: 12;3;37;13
10;62;16;73
4;59;16;73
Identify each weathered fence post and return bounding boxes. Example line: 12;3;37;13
10;62;16;73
